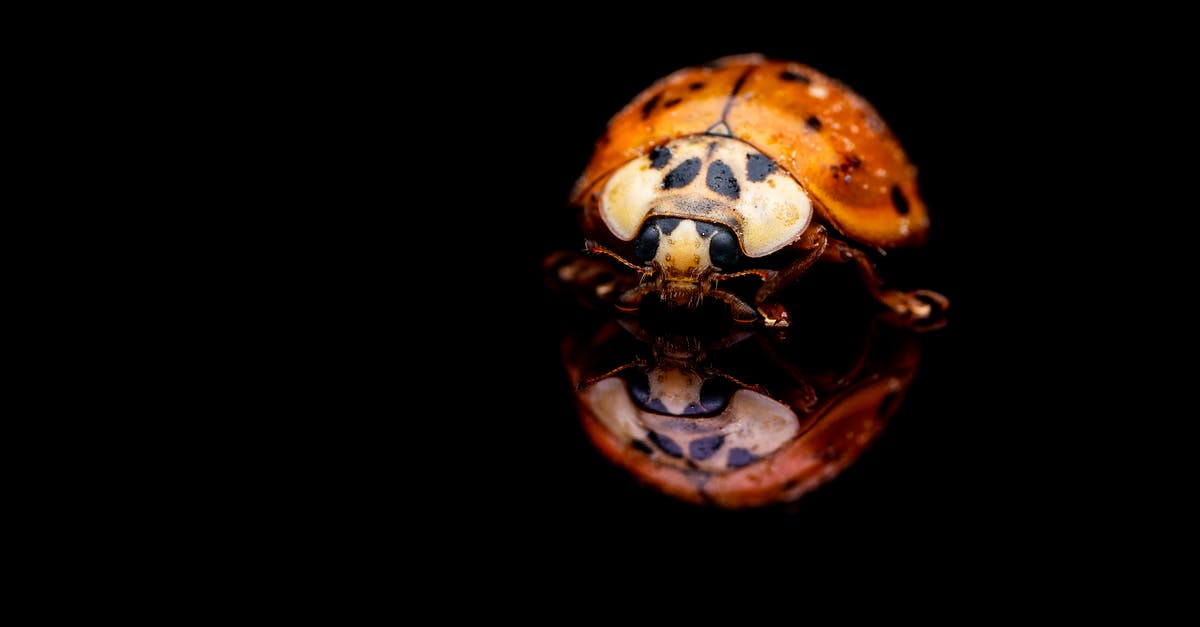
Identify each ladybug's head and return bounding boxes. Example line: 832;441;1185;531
632;216;742;308
595;135;813;312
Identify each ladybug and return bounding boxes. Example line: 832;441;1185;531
570;54;947;327
564;314;920;507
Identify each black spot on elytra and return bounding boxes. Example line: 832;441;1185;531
641;93;661;119
706;160;740;200
689;435;725;461
891;184;911;215
805;115;822;131
780;70;811;84
727;447;757;468
648;431;683;458
689;82;705;91
631;440;653;455
830;154;864;181
746;153;776;182
662;157;701;189
649;146;672;170
663;97;682;109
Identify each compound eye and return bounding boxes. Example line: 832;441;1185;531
633;225;660;264
626;370;650;405
708;228;742;270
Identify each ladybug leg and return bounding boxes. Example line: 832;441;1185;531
616;283;658;312
749;225;831;328
544;250;640;308
706;289;759;324
578;359;648;391
822;236;949;323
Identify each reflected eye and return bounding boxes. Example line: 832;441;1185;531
709;228;742;269
634;225;660;264
698;377;735;415
626;370;651;404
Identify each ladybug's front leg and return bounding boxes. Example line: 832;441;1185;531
745;225;831;328
822;236;949;327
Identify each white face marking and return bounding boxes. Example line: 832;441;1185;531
654;219;711;278
808;84;829;99
599;161;661;240
599;136;813;257
647;366;702;415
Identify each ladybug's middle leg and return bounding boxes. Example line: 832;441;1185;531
821;235;949;323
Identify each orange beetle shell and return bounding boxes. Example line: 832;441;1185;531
571;54;928;249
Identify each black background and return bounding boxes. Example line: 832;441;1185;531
279;17;1144;571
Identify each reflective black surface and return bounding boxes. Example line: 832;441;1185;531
269;22;1130;573
557;301;924;507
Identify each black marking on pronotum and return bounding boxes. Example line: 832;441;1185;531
805;115;822;131
746;153;776;182
689;435;725;461
653;217;682;235
647;431;683;458
780;70;811;84
707;142;718;158
706;160;740;200
662;157;701;189
631;440;654;455
689;82;705;91
891;184;911;215
727;447;757;468
663;97;683;109
649;146;672;169
641;93;661;119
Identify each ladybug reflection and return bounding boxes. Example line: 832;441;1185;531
565;315;919;508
